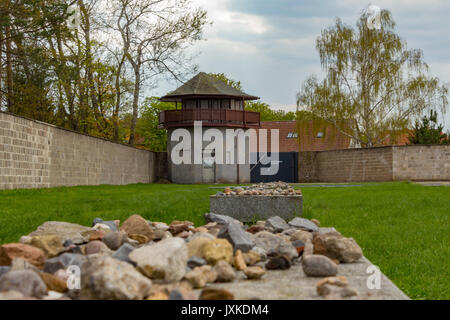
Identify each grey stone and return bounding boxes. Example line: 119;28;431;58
186;232;216;243
218;221;255;253
152;229;166;241
210;195;302;222
65;245;82;254
27;221;91;244
250;247;267;261
204;213;239;225
185;265;218;288
92;218;118;231
313;233;363;263
288;217;319;232
10;258;40;272
43;253;86;274
63;240;73;247
0;270;47;298
285;229;313;243
169;289;185;300
214;260;236;282
129;237;188;282
265;255;291;270
318;227;339;234
187;256;207;269
112;243;136;266
85;241;112;255
0;266;10;277
265;216;290;233
302;255;338;277
102;231;127;250
80;255;152;300
251;231;297;260
318;284;358;299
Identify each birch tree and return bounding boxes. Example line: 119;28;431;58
297;9;448;147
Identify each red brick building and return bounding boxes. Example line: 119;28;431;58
253;120;352;152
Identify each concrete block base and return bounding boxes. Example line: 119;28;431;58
210;195;303;222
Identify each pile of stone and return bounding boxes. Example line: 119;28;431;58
0;213;363;300
217;181;302;196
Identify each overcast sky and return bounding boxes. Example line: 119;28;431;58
153;0;450;129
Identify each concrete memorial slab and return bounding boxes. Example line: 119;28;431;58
210;182;303;221
198;228;409;300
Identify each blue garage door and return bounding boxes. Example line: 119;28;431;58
250;152;298;183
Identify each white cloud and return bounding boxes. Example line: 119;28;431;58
193;0;271;36
157;0;450;129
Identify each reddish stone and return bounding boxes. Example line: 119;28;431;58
295;246;304;256
194;227;208;234
89;230;105;241
0;243;46;268
39;272;68;293
120;214;154;240
199;288;234;300
292;240;305;256
246;225;265;234
170;220;194;226
169;223;190;235
175;231;191;239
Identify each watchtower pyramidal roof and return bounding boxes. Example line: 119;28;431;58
160;72;259;102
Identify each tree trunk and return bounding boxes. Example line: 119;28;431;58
113;55;125;142
5;22;14;113
73;26;88;134
80;0;99;125
55;26;77;130
0;26;3;109
129;68;140;145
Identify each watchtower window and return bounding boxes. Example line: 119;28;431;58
200;99;209;109
211;99;219;109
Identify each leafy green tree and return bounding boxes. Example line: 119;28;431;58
246;101;295;121
0;0;209;146
209;73;295;121
209;73;242;91
0;0;70;115
136;97;176;151
408;110;448;145
297;9;448;147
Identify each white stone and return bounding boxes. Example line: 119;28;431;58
80;255;152;300
129;237;188;282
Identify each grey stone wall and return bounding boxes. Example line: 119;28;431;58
299;145;450;182
393;145;450;181
0;111;156;190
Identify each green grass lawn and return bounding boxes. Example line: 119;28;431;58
0;181;448;299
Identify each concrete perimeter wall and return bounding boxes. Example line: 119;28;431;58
0;111;157;190
392;145;450;181
299;145;450;182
